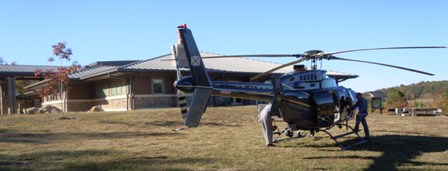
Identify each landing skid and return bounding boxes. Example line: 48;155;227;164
272;127;307;143
271;123;367;150
321;124;367;150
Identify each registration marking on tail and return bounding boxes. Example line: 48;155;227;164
191;55;201;66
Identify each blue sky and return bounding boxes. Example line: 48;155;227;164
1;1;447;92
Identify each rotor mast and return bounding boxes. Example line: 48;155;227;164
303;50;324;70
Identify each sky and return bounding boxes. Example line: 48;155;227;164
1;1;447;92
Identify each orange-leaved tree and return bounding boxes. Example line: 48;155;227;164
34;42;80;116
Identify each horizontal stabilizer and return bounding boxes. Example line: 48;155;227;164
184;87;212;127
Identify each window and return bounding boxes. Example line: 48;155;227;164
95;83;104;98
111;81;117;96
235;98;242;103
116;81;122;95
152;78;164;94
95;82;108;98
95;80;127;98
102;82;109;97
110;80;126;96
232;97;243;105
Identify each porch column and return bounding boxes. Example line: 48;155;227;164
0;82;3;115
7;77;16;114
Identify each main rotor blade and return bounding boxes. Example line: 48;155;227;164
330;56;434;76
202;54;301;59
251;58;306;82
325;46;446;55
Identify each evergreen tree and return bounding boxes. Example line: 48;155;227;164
386;88;408;108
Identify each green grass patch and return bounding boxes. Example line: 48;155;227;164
0;106;447;170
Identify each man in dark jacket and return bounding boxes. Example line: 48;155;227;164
348;93;370;140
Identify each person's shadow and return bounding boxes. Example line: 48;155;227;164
305;135;448;170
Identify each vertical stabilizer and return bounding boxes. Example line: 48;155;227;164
177;25;212;127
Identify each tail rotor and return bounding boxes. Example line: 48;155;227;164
172;45;189;119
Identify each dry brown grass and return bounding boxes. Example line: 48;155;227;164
0;106;447;170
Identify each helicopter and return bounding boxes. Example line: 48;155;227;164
171;24;446;149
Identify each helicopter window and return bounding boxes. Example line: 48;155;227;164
313;74;317;80
306;75;310;80
289;77;295;82
322;78;337;88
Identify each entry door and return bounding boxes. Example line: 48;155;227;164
231;97;242;105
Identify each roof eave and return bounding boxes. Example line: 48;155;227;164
24;80;48;90
24;77;81;90
79;68;119;80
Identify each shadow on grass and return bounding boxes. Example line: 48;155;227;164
99;120;184;127
201;122;242;127
0;149;212;170
64;156;215;171
0;129;178;144
144;120;184;126
0;149;116;170
302;134;448;170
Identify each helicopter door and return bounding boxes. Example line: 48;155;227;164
330;91;341;123
312;91;337;127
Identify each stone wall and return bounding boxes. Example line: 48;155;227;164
94;96;128;111
43;96;129;112
133;94;177;109
67;100;95;112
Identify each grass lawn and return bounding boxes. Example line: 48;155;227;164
0;106;447;170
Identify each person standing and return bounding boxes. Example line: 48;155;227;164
348;93;370;140
259;103;275;147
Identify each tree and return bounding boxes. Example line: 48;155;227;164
386;88;408;108
444;90;448;112
0;56;17;65
34;42;80;116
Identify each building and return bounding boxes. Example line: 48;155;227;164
0;64;60;114
24;52;359;112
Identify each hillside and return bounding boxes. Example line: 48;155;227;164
375;80;448;110
378;80;448;100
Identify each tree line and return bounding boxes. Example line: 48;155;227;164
378;80;448;111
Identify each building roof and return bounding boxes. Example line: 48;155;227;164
69;65;118;79
88;60;139;67
26;51;359;89
68;60;138;79
0;64;60;77
119;52;293;73
77;52;358;80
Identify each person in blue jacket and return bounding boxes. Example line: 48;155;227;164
348;93;370;140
